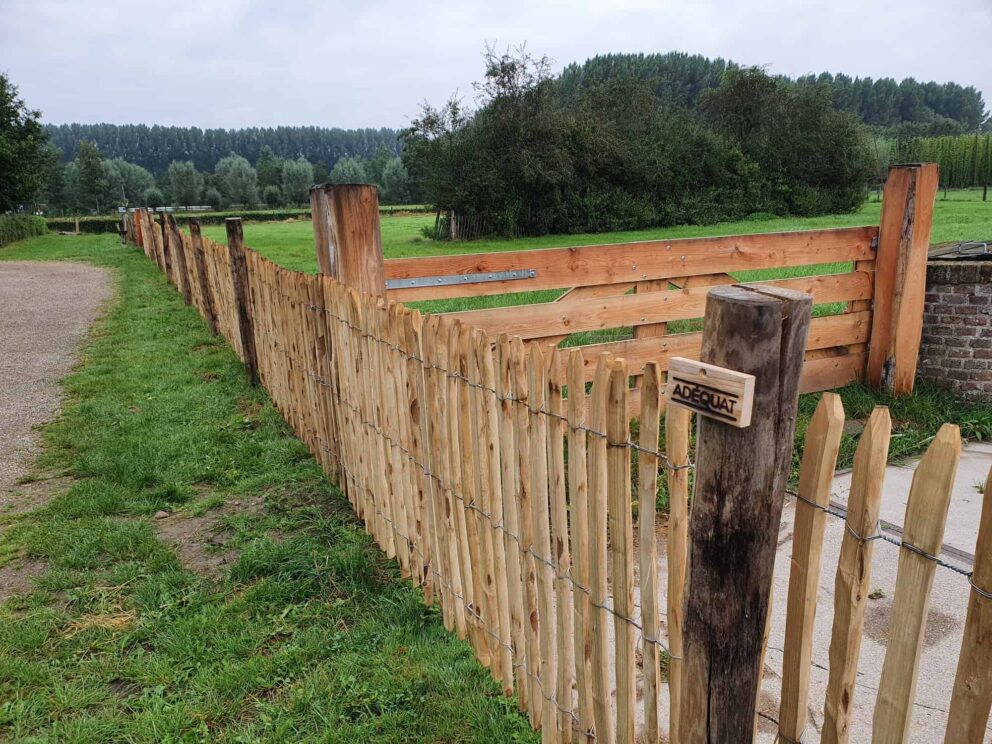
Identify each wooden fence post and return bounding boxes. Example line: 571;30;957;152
778;393;845;741
666;404;691;743
165;214;193;306
158;213;173;283
945;465;992;741
822;406;891;744
309;183;385;297
872;424;961;741
188;220;219;336
679;284;812;744
867;163;939;395
225;218;259;386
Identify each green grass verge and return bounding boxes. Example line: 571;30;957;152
0;234;535;743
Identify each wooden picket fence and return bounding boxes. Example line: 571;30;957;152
123;165;992;742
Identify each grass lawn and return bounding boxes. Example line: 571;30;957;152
1;191;990;740
0;234;536;743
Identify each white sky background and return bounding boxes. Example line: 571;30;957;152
1;0;989;129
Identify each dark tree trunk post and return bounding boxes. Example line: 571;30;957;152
679;284;813;743
158;213;173;284
166;214;193;306
225;218;259;386
188;220;218;336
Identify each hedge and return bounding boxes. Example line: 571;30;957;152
45;204;432;234
0;215;48;248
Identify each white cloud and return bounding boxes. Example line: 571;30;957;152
1;0;988;128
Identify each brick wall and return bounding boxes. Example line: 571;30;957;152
919;260;992;401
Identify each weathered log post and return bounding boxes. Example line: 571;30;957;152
678;284;812;743
188;220;218;336
309;183;385;297
165;214;193;306
225;218;259;386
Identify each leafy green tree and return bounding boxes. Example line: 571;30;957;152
166;160;204;207
75;141;107;213
262;184;283;207
104;159;155;207
255;145;285;190
204;187;224;209
214;154;259;207
380;157;411;204
142;187;165;208
329;156;370;184
281;157;314;205
0;72;48;212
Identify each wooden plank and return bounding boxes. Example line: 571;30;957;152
497;334;529;711
821;406;892;744
385;226;878;301
188;220;219;336
588;354;615;744
567;350;594;735
546;347;574;737
778;393;845;741
310;183;386;297
606;359;635;744
528;345;558;742
680;285;812;743
512;334;543;728
476;330;515;695
867;164;939;395
945;465;992;742
666;404;691;743
665;357;756;428
638;363;663;741
446;271;871;340
561;311;872;383
225;218;259;386
872;424;961;742
556;282;637;302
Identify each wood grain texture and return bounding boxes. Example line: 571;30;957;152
225;218;259;386
666;404;691;743
680;284;812;744
866;164;939;395
638;363;662;742
872;424;961;743
778;393;845;740
821;406;892;744
445;272;870;340
386;226;877;301
945;466;992;743
310;183;386;297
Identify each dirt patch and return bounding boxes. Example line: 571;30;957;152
0;474;73;538
153;495;264;578
0;556;48;603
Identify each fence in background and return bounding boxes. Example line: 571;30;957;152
123;163;992;742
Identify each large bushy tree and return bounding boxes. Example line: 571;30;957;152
281;157;314;205
75;141;106;213
0;73;48;212
166;160;204;207
214;154;259;207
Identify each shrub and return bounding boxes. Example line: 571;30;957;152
262;185;283;207
0;214;47;248
142;187;165;208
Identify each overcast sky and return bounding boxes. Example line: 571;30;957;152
2;0;990;130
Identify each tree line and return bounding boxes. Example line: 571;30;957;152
404;48;881;237
43;123;401;177
41;142;415;215
556;52;989;135
890;133;992;194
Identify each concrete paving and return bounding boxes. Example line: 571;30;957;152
757;441;992;743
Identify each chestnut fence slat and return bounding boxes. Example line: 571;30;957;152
126;162;986;742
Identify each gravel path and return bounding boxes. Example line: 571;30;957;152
0;261;112;498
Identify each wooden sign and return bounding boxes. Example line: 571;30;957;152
665;357;755;428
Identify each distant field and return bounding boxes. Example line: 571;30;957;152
202;188;992;267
